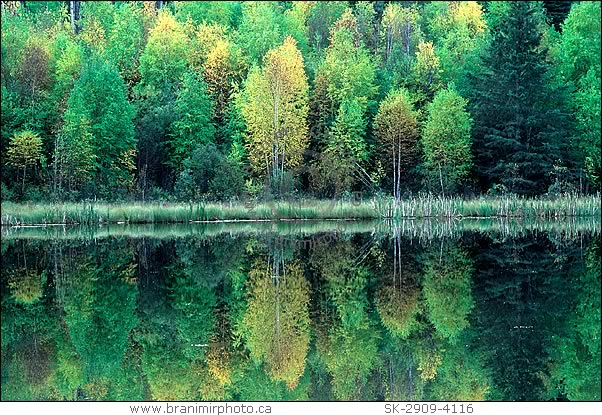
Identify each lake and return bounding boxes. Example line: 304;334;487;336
1;218;600;401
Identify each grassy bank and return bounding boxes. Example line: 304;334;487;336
1;194;600;225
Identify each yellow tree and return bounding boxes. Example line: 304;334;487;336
6;130;44;194
190;23;229;69
203;37;245;143
413;41;442;98
239;37;309;184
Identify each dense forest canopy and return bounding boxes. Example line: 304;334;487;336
1;1;600;202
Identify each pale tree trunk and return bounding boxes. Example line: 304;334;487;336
392;140;397;201
53;136;59;195
438;163;445;198
69;1;80;34
271;77;281;189
396;140;401;200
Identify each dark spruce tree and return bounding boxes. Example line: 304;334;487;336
468;2;574;195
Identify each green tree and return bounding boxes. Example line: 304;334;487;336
176;1;242;27
312;99;367;196
105;2;145;85
307;1;347;54
423;1;486;86
554;1;601;188
61;56;136;197
319;26;377;115
169;71;215;172
374;88;420;199
53;117;95;195
422;87;473;195
236;2;285;65
310;19;377;196
174;143;244;201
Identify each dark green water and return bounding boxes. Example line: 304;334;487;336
1;220;600;401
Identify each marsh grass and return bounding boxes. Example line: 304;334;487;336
1;193;599;225
389;193;601;220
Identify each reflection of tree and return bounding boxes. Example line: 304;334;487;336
378;237;483;400
312;240;379;400
379;340;425;401
7;268;46;304
422;242;474;340
0;302;56;399
1;242;60;400
428;334;491;400
376;285;420;338
242;259;310;389
376;232;420;338
62;243;139;400
319;321;379;400
233;360;310;400
471;235;580;400
138;240;223;400
548;239;601;401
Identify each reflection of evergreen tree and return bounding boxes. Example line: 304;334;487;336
470;235;581;400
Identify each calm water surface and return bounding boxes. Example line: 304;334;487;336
1;220;600;401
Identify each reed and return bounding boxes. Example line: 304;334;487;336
1;193;599;225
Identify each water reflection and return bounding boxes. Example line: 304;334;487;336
1;221;600;401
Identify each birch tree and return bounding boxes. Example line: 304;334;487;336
374;88;420;200
239;37;309;185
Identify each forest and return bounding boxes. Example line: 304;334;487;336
0;1;600;206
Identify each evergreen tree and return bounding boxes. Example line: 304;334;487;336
468;1;573;195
